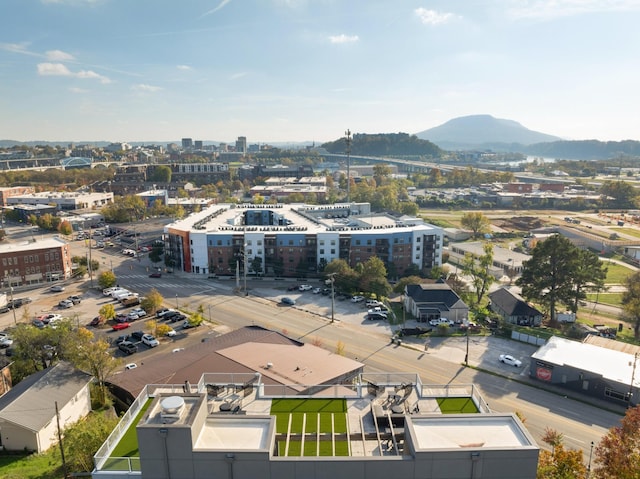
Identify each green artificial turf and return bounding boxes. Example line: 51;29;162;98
109;399;153;458
271;399;347;435
436;397;479;414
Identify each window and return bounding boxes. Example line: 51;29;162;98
417;237;421;242
217;240;222;246
320;249;325;254
367;240;372;245
331;249;335;254
331;240;335;245
355;240;361;245
320;240;325;245
257;240;262;246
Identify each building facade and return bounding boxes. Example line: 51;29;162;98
0;237;72;286
0;186;35;207
164;203;443;278
6;191;113;210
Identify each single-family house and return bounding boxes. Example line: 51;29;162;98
489;287;543;327
0;361;92;452
404;281;469;323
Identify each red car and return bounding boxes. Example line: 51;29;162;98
112;322;131;331
149;272;162;278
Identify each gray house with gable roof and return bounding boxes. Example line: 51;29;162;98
489;287;543;327
404;282;469;323
0;361;92;452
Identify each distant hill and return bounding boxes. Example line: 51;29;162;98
416;114;562;149
321;132;442;157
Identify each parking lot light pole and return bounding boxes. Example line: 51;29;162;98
326;273;336;323
9;285;16;325
175;294;178;309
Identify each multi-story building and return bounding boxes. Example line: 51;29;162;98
6;191;113;211
250;177;327;202
0;237;72;286
164;203;443;278
181;138;193;149
91;371;539;479
235;136;247;154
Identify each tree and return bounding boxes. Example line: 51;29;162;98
517;235;580;322
622;271;640;339
570;249;607;313
150;165;172;183
98;304;116;322
324;259;359;294
141;288;164;316
461;212;490;238
58;220;73;236
187;311;205;328
537;434;587;478
462;242;495;305
98;271;116;289
356;257;389;296
393;275;423;294
63;411;119;472
593;405;640;478
69;334;121;407
250;256;263;276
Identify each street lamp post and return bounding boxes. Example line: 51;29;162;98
9;285;16;325
175;294;178;309
628;352;639;406
587;441;594;476
464;328;470;366
326;273;336;323
345;129;352;203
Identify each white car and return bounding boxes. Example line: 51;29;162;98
142;334;159;347
165;328;177;337
130;308;146;318
127;311;140;321
499;354;522;367
0;333;13;349
103;287;118;296
298;284;313;291
366;300;382;308
58;299;74;308
429;318;454;327
351;295;365;303
312;287;322;294
125;363;138;370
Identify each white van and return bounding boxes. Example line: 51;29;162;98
115;291;138;302
110;288;130;299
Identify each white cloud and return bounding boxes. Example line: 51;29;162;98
177;65;192;71
507;0;640;19
46;49;75;61
69;87;89;93
229;72;247;80
0;42;38;57
37;62;111;83
415;8;455;25
132;83;163;92
200;0;231;18
329;34;359;44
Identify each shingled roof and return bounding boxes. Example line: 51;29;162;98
488;287;541;317
405;283;463;309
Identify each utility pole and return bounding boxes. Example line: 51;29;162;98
243;244;248;295
345;129;352;204
55;401;69;479
326;273;337;323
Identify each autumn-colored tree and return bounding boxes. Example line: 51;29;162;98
536;427;586;479
141;288;164;316
98;304;116;321
592;405;640;478
460;212;490;238
98;270;117;289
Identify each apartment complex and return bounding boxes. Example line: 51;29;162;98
164;203;443;277
0;186;35;207
0;237;72;286
92;372;539;479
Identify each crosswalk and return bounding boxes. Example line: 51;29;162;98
115;274;218;290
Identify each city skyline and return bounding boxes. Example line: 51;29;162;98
2;0;640;143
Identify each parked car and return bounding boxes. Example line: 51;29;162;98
114;335;129;345
312;287;322;294
281;297;296;306
351;295;365;303
156;308;176;318
0;333;13;349
32;319;46;329
499;354;522;367
182;320;197;329
169;313;187;323
103;287;118;296
127;311;141;321
321;288;331;296
298;284;313;291
366;299;382;307
130;331;145;342
118;341;138;355
149;272;162;278
112;322;131;331
67;295;82;304
38;313;62;324
130;308;146;318
125;362;138;370
429;318;454;327
367;312;388;321
58;299;74;309
165;328;177;337
49;285;65;293
287;284;299;291
141;334;159;348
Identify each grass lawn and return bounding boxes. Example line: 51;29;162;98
436;397;479;414
610;227;640;239
109;398;152;458
586;292;624;307
603;262;634;284
0;449;63;479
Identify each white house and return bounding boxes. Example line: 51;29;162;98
0;362;92;452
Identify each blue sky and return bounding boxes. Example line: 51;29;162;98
1;0;640;144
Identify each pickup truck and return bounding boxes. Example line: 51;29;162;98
429;318;454;327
